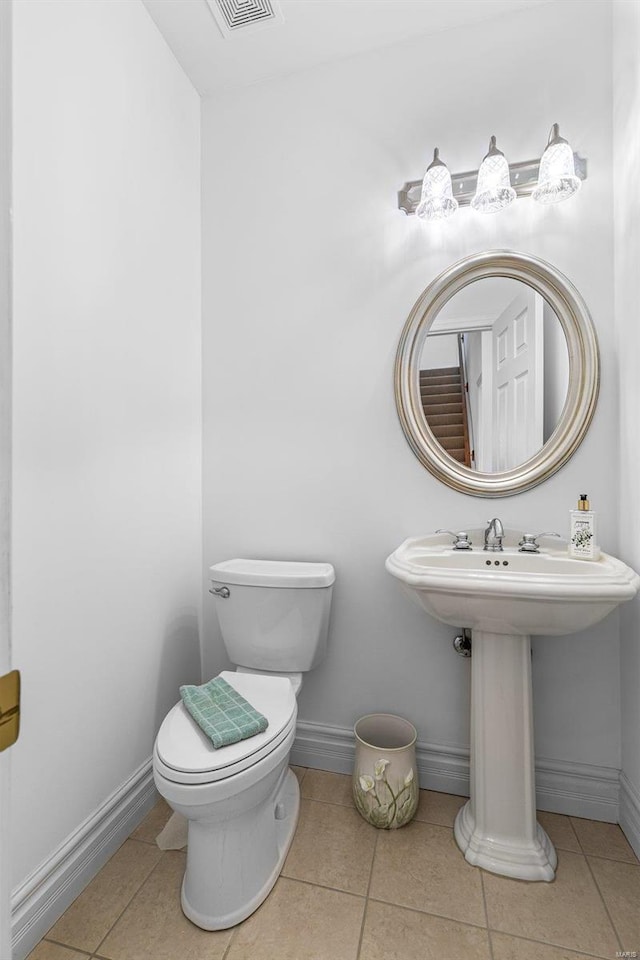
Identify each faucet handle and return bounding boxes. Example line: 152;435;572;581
518;532;562;553
436;529;473;550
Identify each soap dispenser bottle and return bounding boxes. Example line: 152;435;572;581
569;495;600;561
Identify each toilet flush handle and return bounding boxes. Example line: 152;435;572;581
209;585;230;599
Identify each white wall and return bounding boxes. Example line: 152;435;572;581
0;2;12;954
543;300;570;442
11;0;201;888
202;3;620;778
613;0;640;849
422;333;458;370
432;277;522;325
465;331;485;470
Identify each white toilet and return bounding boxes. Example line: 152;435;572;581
152;558;335;931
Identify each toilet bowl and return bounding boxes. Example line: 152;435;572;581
152;558;334;930
154;671;299;930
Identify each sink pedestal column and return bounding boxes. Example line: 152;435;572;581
454;630;557;882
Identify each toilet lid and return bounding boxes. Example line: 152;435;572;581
156;671;296;777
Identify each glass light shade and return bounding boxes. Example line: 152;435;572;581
471;136;516;214
416;148;458;222
532;124;581;204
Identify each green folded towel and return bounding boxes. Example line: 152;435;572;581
179;675;269;749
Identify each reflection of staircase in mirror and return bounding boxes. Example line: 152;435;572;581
420;366;471;466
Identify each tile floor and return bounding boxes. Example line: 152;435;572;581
29;767;640;960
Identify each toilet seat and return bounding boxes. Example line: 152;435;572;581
155;671;297;786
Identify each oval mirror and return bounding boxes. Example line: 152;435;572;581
395;251;599;497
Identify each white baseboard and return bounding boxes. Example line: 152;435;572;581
11;758;157;960
619;772;640;859
535;756;620;821
291;720;620;822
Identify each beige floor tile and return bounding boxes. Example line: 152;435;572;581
129;798;172;844
537;811;581;852
483;850;618;957
492;931;602;960
27;942;89;960
47;840;162;953
414;790;466;828
369;820;486;927
570;817;639;863
282;798;377;895
290;765;306;785
359;900;491;960
301;769;354;807
226;876;364;960
588;856;640;950
98;851;232;960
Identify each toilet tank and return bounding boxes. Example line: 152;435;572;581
209;559;335;673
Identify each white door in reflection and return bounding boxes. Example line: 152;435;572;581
491;287;544;471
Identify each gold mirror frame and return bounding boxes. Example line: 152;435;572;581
395;251;600;497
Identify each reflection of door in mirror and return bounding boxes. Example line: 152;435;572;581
492;286;543;471
420;278;569;473
462;329;490;470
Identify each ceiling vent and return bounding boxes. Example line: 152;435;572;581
205;0;284;39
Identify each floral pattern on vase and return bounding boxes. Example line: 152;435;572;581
353;755;419;829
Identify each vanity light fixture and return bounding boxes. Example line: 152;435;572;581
470;136;516;214
416;148;459;222
532;123;581;205
397;124;587;219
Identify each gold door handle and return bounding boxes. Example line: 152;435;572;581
0;669;20;751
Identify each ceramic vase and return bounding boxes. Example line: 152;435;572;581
352;714;419;829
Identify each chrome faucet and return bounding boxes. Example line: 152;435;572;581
484;518;505;552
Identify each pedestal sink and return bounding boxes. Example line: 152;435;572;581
386;529;640;882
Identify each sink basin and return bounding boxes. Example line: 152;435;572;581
386;529;640;883
386;529;640;635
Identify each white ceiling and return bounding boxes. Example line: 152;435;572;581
142;0;551;98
